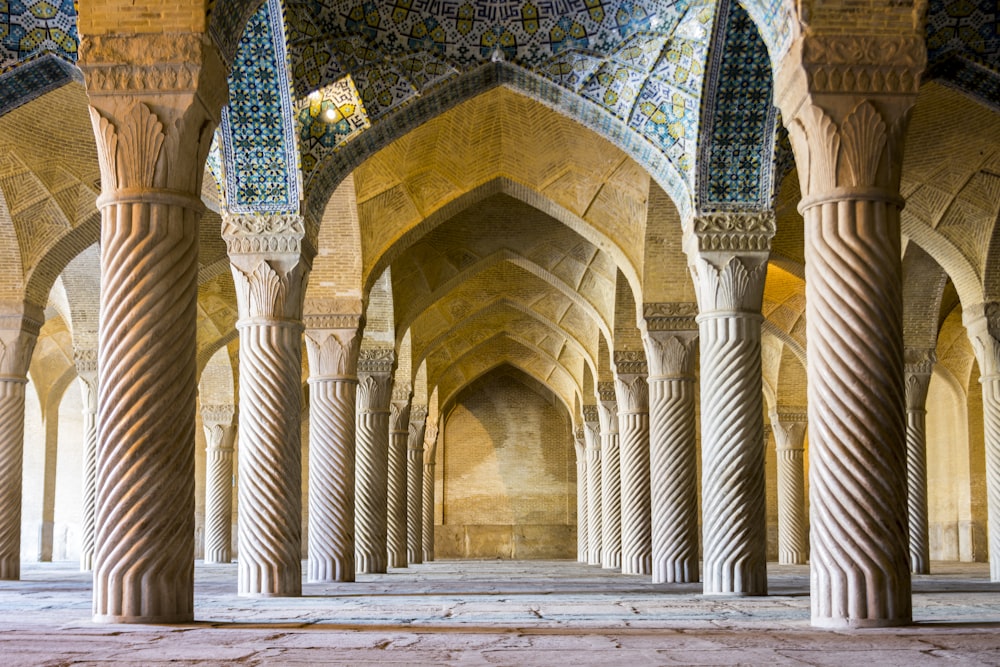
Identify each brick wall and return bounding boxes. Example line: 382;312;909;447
436;371;576;559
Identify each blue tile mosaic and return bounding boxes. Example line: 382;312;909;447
220;0;301;213
927;0;1000;111
695;0;775;212
0;0;78;73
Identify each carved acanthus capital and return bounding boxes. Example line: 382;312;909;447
643;330;698;379
231;259;308;322
643;302;698;332
409;405;429;434
423;422;439;460
597;398;619;433
390;387;412;431
201;403;236;428
304;327;361;380
357;371;393;412
0;306;42;378
770;408;808;451
904;349;935;411
81;33;227;197
614;373;649;414
690;255;768;315
963;303;1000;378
223;212;307;257
689;211;775;254
775;34;925;201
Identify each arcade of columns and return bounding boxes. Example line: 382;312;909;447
0;1;997;635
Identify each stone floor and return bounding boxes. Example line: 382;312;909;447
1;559;999;666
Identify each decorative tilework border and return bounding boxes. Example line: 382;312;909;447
220;0;301;213
0;53;81;117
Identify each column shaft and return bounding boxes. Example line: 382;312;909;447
75;356;98;572
771;413;808;565
574;432;588;563
0;380;27;579
422;424;438;562
803;199;910;625
904;357;933;575
236;321;303;596
982;376;1000;581
202;405;236;565
387;395;411;568
356;354;394;574
615;369;651;576
94;200;200;622
407;407;427;564
598;388;621;569
699;311;768;595
583;411;602;565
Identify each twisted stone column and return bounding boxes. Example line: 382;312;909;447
904;352;934;574
81;32;227;622
0;316;39;580
583;406;602;565
388;387;412;568
422;422;439;562
689;220;772;596
304;311;362;583
614;354;651;576
964;308;1000;582
643;311;699;584
74;349;98;572
598;383;621;569
771;410;808;565
777;33;923;627
225;215;311;598
201;404;236;564
407;406;427;564
356;349;394;574
574;427;588;563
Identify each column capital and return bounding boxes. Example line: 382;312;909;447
423;422;439;460
358;349;395;413
904;349;936;411
0;305;43;379
775;34;925;203
643;330;698;379
613;369;648;415
230;257;309;323
390;389;413;432
963;303;1000;378
80;33;227;199
690;254;769;316
304;323;362;381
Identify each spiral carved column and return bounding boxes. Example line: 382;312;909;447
614;356;651;576
689;219;772;596
771;410;809;565
598;384;621;569
777;35;922;625
388;388;412;568
304;313;362;583
643;316;699;584
0;315;36;580
964;309;1000;582
422;423;439;562
201;404;236;564
583;406;602;565
225;215;311;598
904;352;934;575
407;406;427;564
81;31;227;623
356;349;394;574
75;350;99;572
574;428;588;563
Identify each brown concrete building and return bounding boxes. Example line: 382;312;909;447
0;0;999;659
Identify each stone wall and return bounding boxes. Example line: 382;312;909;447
436;372;576;559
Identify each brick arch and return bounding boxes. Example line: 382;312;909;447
198;344;236;408
362;176;643;310
23;212;100;311
902;242;950;352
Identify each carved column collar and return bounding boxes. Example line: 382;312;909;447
689;211;775;254
223;212;307;258
201;403;236;427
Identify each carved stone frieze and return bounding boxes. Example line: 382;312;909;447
582;404;600;424
644;302;699;332
358;348;396;375
798;34;925;95
596;381;616;404
73;348;99;375
613;350;648;377
222;213;306;256
690;211;775;253
200;404;236;429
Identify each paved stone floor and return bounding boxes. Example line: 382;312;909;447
1;560;999;666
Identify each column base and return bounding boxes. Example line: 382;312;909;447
93;613;194;624
811;615;912;629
